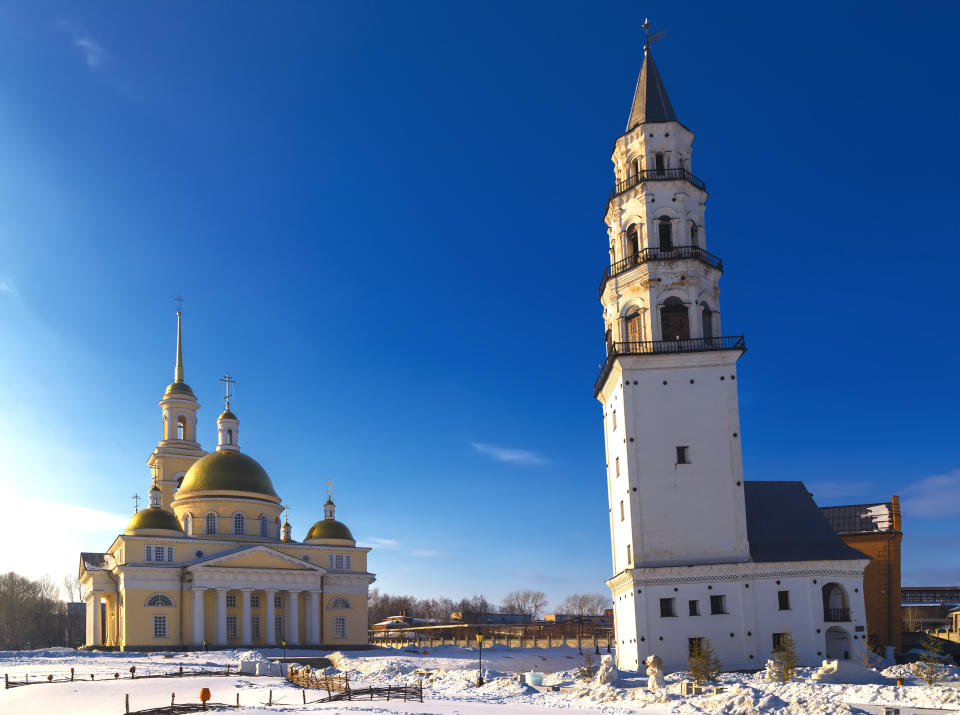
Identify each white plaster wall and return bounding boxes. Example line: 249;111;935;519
611;563;869;672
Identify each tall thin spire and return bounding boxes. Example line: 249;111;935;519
626;20;677;130
174;308;185;383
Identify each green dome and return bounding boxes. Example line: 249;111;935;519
164;381;195;398
179;450;279;498
305;519;355;543
127;507;183;533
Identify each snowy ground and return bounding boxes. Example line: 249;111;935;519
1;645;959;714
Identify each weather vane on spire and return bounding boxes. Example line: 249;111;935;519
642;18;666;53
219;372;236;410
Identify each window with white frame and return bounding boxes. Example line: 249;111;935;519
328;554;352;570
226;594;237;608
259;515;269;537
333;616;346;639
226;616;238;640
152;615;168;638
206;513;217;534
251;616;261;640
233;513;245;535
250;595;260;608
145;546;174;563
145;593;175;607
274;594;282;609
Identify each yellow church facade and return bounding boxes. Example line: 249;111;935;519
79;312;375;650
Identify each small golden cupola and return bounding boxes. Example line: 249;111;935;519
304;484;356;546
216;371;240;452
125;474;184;535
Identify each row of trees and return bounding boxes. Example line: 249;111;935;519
368;588;609;625
0;572;85;650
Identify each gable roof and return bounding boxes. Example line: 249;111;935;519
186;544;324;571
626;49;677;130
744;482;869;563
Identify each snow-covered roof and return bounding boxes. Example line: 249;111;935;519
80;552;113;571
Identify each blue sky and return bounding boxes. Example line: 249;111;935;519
0;1;957;606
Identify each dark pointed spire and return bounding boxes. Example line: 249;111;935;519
626;45;677;131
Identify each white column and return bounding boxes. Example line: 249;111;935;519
264;590;277;646
240;589;253;646
191;589;206;645
286;590;300;645
308;591;321;644
90;593;102;646
215;588;228;646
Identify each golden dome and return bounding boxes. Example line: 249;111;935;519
126;507;183;533
178;450;278;498
219;409;238;421
305;519;355;544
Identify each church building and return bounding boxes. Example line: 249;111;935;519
79;312;374;650
596;25;870;672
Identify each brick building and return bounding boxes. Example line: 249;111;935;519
821;497;902;652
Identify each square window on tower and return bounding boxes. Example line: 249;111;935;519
676;446;691;464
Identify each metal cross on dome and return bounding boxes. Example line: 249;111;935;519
175;296;184;314
326;480;333;501
219;372;236;410
642;18;666;51
132;493;141;513
282;503;291;521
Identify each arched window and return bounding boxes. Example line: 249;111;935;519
701;304;713;341
206;512;217;535
689;222;699;247
655;152;665;173
624;310;643;344
259;515;269;537
226;429;233;445
183;513;193;536
661;298;690;341
177;416;187;441
658;217;673;251
145;593;175;607
329;597;352;610
233;513;245;536
625;224;639;261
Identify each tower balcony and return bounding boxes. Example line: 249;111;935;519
608;167;706;203
599;246;723;298
594;336;747;396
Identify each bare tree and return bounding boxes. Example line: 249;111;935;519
62;574;83;602
502;589;549;619
557;593;610;616
0;572;64;649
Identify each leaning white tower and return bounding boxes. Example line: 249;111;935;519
597;27;869;673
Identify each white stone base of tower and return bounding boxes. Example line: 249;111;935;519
608;558;869;673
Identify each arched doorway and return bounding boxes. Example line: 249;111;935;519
825;626;850;660
822;583;850;622
661;298;689;341
701;304;713;340
658;217;673;251
625;225;639;263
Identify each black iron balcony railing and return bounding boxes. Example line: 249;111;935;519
594;336;746;396
824;608;851;622
599;246;723;297
609;167;706;200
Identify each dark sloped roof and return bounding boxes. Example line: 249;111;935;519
820;502;894;535
626;49;677;130
744;482;869;563
80;552;108;570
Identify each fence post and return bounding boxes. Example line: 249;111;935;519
172;693;176;705
236;692;240;707
268;690;272;705
4;674;8;689
125;693;129;713
179;666;183;677
387;684;391;701
302;690;306;704
419;679;423;703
